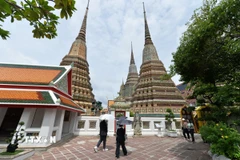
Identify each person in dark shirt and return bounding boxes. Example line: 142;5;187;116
94;120;108;152
115;125;127;158
188;120;195;143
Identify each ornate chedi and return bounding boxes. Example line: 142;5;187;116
60;0;95;115
111;43;138;110
131;3;186;117
123;42;139;102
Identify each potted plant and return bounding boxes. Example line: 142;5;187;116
165;108;177;137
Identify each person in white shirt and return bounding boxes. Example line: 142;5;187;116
182;119;190;140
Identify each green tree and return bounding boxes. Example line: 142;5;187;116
0;0;76;40
92;101;103;116
171;0;240;109
165;108;176;130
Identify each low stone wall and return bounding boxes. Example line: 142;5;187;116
73;115;182;137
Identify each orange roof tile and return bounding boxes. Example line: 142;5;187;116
0;67;61;84
0;89;84;112
0;90;43;100
59;95;81;109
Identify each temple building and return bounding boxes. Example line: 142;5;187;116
60;0;95;115
122;43;139;102
114;43;138;102
111;43;138;110
131;3;186;116
0;63;85;147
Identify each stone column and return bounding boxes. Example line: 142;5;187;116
39;108;57;144
18;108;36;130
14;108;36;145
56;110;65;141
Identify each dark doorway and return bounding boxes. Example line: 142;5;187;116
62;111;71;136
0;108;24;143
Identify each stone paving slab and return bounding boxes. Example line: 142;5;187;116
27;134;211;160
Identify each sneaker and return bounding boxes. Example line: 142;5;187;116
94;146;98;152
103;148;108;151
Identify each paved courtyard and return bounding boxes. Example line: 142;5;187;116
27;134;211;160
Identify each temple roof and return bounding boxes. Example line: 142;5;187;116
0;63;71;85
0;89;85;113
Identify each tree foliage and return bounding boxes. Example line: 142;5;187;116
171;0;240;108
0;0;76;39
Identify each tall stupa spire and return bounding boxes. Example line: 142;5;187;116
143;2;153;45
131;3;186;116
114;42;139;102
130;42;135;65
76;0;90;42
60;0;95;115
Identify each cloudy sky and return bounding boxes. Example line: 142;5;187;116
0;0;203;107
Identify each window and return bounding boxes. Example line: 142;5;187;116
175;121;181;129
142;121;150;129
89;121;96;129
78;120;85;129
154;121;161;129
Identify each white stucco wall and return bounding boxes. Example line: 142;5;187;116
73;113;181;137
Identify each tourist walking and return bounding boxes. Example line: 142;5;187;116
94;120;108;152
188;120;195;143
182;119;190;140
115;125;127;158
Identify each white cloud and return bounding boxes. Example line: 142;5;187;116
0;0;203;107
